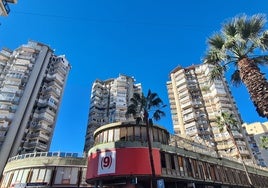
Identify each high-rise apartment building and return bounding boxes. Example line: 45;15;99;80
0;41;71;175
167;64;251;159
243;122;268;166
84;74;141;154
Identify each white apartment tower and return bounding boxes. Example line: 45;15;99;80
84;74;141;153
0;41;71;175
167;64;251;159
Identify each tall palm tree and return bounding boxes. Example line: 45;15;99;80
215;112;253;186
126;89;166;188
204;14;268;118
260;135;268;149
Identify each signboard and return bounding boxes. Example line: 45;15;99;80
97;151;116;175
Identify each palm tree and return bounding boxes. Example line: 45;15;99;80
260;135;268;149
215;112;253;186
126;89;166;188
204;14;268;118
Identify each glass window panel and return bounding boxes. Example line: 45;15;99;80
114;128;120;141
127;126;133;141
16;170;23;182
185;158;192;177
153;128;159;142
141;127;147;141
134;126;141;141
178;156;184;176
62;168;71;184
198;162;205;179
54;167;64;184
70;168;78;184
99;132;103;143
165;153;171;170
30;169;39;182
95;134;100;144
170;155;176;170
159;130;163;143
44;168;52;184
161;152;166;168
108;129;113;142
120;127;126;141
37;169;46;182
162;131;167;144
103;131;108;143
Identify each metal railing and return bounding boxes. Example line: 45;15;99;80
8;151;81;162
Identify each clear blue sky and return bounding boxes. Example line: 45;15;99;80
1;1;268;155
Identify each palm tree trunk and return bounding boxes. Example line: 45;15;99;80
145;116;156;188
238;57;268;118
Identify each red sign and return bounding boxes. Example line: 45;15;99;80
86;147;161;180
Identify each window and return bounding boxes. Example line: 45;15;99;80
141;127;147;141
114;128;120;141
120;127;126;141
134;126;141;141
170;155;176;170
127;126;133;141
160;152;166;168
108;129;113;142
103;131;108;143
178;156;185;176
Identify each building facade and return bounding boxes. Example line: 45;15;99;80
0;41;71;175
0;152;89;188
243;122;268;167
84;74;141;154
0;0;17;16
86;121;268;188
166;64;251;159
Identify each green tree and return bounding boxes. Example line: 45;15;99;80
260;135;268;149
204;14;268;118
215;112;253;186
126;89;166;188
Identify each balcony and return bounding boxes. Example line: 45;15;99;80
30;124;52;133
181;101;192;109
24;142;47;150
232;132;243;138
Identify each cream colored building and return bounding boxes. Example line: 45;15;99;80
84;74;141;154
243;122;268;166
0;41;71;176
167;64;251;159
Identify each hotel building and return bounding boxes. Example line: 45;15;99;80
0;41;71;175
166;64;251;159
83;74;141;154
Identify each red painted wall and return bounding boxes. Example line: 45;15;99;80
86;147;161;180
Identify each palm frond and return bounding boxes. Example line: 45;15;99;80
260;31;268;50
204;51;221;64
127;90;166;122
208;34;225;50
249;14;266;37
222;21;237;38
231;70;242;87
251;55;268;65
153;110;166;121
208;65;225;81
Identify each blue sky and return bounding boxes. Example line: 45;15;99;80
1;0;268;155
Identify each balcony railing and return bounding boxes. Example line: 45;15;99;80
8;151;81;162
